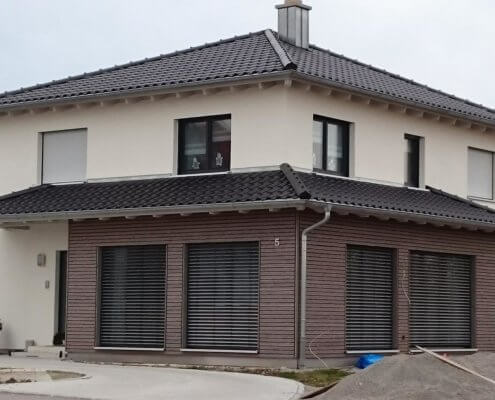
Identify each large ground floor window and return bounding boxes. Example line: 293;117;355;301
98;245;166;349
186;242;260;351
410;251;472;348
346;246;394;351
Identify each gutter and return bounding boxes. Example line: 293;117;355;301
0;199;494;232
298;205;332;369
0;199;308;225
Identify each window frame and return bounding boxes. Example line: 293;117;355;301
95;244;167;351
404;133;423;188
40;128;87;184
467;147;495;201
313;115;350;177
178;114;231;175
182;240;261;353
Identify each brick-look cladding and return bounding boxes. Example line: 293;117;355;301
67;211;298;359
302;213;495;358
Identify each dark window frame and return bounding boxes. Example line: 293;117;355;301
404;134;422;188
96;244;167;350
313;115;350;177
178;114;231;175
183;241;261;352
409;250;474;349
345;245;396;351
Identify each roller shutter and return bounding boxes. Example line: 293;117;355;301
186;242;259;351
346;246;394;351
99;245;166;349
410;251;472;348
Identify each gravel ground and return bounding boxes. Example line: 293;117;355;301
320;353;495;400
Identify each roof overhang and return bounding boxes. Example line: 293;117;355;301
1;199;494;233
1;70;494;132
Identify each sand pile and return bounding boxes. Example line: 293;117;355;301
322;353;495;400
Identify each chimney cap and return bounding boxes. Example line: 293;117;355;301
276;0;312;11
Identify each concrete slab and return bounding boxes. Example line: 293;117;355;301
0;356;303;400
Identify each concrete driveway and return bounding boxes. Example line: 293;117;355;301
0;356;303;400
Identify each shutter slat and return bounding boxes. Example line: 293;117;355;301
99;245;166;349
186;242;259;351
346;246;394;351
410;251;472;348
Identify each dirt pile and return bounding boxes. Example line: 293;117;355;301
321;353;495;400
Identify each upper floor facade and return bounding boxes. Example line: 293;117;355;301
1;80;495;207
1;0;494;207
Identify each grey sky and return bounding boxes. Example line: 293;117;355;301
1;0;494;109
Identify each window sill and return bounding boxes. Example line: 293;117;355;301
176;171;231;178
180;348;258;355
410;348;478;354
468;196;495;203
346;350;400;355
94;347;164;352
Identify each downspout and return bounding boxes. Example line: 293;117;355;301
298;205;332;369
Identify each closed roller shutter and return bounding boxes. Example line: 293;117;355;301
410;251;472;348
346;246;394;351
186;242;259;351
99;245;166;349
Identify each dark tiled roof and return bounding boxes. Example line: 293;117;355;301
1;164;494;227
0;170;297;215
0;32;286;107
294;171;495;224
282;40;495;124
1;30;494;126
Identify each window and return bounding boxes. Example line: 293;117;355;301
404;134;422;188
178;115;231;174
410;251;472;348
468;148;494;199
313;116;350;176
99;245;166;349
42;129;87;184
186;242;259;351
313;117;349;176
346;246;394;351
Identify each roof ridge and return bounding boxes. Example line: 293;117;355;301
264;29;297;70
280;163;311;199
0;30;268;100
427;185;495;215
304;43;495;116
0;184;51;202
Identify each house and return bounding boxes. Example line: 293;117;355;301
0;0;495;368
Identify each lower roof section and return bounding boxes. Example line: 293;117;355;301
0;164;494;230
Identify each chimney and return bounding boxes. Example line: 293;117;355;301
276;0;312;49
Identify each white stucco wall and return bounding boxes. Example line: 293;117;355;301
1;84;493;196
0;82;494;349
0;222;67;349
285;87;495;198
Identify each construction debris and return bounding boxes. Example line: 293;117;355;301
320;353;495;400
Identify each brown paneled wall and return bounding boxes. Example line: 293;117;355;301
302;212;495;359
67;210;298;361
67;209;495;365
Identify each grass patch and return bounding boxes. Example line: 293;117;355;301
272;369;350;387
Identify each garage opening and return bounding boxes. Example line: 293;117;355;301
346;246;394;351
186;242;259;352
410;251;472;348
98;245;166;349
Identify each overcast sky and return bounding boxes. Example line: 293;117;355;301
1;0;494;109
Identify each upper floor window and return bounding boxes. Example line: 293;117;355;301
312;116;350;176
178;115;231;174
468;148;494;200
404;134;423;188
42;129;87;184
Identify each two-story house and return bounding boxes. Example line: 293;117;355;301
1;0;495;368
